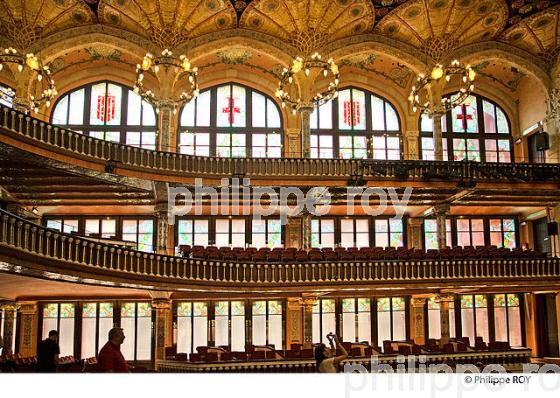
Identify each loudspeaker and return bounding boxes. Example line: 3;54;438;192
548;221;559;236
536;132;550;151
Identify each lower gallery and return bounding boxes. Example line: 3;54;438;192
0;0;560;376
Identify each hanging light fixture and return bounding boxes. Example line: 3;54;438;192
275;52;340;115
0;47;58;113
408;60;476;114
133;49;199;114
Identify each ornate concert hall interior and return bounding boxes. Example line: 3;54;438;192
0;0;560;373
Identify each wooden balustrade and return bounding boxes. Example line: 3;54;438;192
0;209;559;289
1;105;559;181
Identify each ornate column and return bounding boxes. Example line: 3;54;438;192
405;130;420;160
286;298;303;349
154;202;170;255
410;297;427;345
435;295;454;347
284;128;301;158
432;110;445;161
285;217;302;249
157;101;175;152
1;302;18;354
302;296;317;349
408;218;424;249
434;205;450;249
152;298;172;361
17;302;38;357
298;104;314;158
301;212;312;250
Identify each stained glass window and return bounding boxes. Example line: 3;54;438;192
251;219;282;248
120;302;152;361
312;299;336;344
215;218;246;247
340;219;369;248
427;298;456;339
82;302;114;358
179;84;282;157
374;219;404;248
214;301;245;351
311;88;401;159
342;298;371;344
489;218;517;248
423;219;452;250
460;294;489;345
177;219;209;248
419;93;512;162
177;301;208;354
252;300;283;349
456;218;484;247
42;303;75;356
52;81;156;149
493;294;522;347
122;219;154;252
84;218;116;238
45;218;79;234
377;297;407;348
311;219;335;248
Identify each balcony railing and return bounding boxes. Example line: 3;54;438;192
1;105;559;182
1;209;559;290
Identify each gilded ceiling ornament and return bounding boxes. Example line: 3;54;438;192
216;48;253;64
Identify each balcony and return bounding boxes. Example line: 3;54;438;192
0;105;559;185
1;209;559;293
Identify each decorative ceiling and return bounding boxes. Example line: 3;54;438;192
0;0;559;68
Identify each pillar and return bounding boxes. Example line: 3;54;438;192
432;111;445;161
302;296;317;349
157;102;175;152
152;299;172;361
286;298;303;349
298;104;313;158
18;302;38;357
1;302;18;354
285;217;302;249
434;205;450;249
408;218;424;250
523;293;538;357
154;203;171;255
410;297;426;345
301;213;312;250
285;128;301;158
436;295;454;347
405;130;420;160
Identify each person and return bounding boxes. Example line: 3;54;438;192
97;327;129;373
315;333;348;373
37;330;60;372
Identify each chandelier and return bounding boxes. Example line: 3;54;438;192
134;49;199;113
275;52;340;114
0;47;57;113
408;60;476;114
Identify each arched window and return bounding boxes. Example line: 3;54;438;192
178;83;282;158
0;84;14;108
419;94;512;163
310;88;401;159
51;81;157;149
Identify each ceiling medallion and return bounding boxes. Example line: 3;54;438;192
134;49;199;114
0;47;58;113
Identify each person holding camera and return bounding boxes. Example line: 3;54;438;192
314;333;348;373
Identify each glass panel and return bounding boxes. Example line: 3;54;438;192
178;302;192;317
342;312;355;342
216;85;231;127
420;114;433;132
351;89;366;130
104;84;122;126
267;99;281;128
252;92;266;127
127;91;142;125
319;100;332;129
196;90;211;127
68;89;85;125
385;104;399;131
371;96;385;130
338;89;352;130
181;96;195;126
142;100;156;126
231;85;246;128
53;96;69;125
496;108;509;134
89;83;107;125
483;101;496;134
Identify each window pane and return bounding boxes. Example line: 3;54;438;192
385;104;399;131
104;84;122;126
142;100;156;126
496;108;509;134
371;96;385;130
127;91;142;125
483;101;496;134
53;96;69;125
90;83;107;125
351;89;366;130
338;89;352;130
196;90;211;126
252;92;266;127
68;89;85;125
181;96;195;126
267;99;281;128
319;100;332;129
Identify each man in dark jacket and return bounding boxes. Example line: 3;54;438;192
37;330;60;372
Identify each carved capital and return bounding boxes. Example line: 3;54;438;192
410;297;427;308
